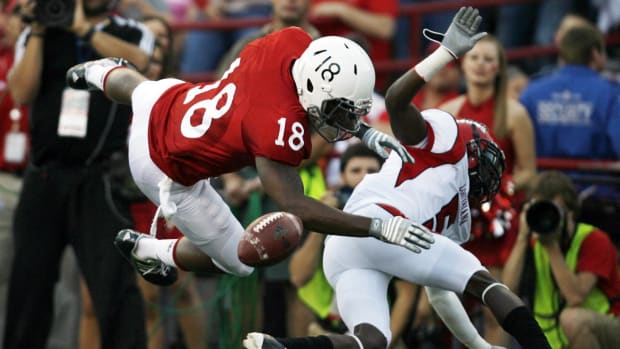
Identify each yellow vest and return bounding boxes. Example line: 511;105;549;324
297;165;334;318
533;223;610;349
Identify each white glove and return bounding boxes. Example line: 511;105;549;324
369;217;434;253
422;6;487;58
357;123;414;163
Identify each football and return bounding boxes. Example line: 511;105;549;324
238;212;303;267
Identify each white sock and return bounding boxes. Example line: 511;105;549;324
84;64;118;91
135;238;179;268
426;286;492;349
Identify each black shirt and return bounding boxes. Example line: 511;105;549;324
14;16;154;166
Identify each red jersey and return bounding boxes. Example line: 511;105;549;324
148;28;313;186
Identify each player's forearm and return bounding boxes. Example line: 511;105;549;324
384;69;426;145
286;196;372;237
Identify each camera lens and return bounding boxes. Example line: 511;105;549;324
526;200;562;234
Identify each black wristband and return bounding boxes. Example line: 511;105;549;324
354;122;370;138
79;25;96;43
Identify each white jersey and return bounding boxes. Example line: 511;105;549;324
323;110;485;343
343;109;471;243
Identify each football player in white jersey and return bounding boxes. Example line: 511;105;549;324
244;7;551;349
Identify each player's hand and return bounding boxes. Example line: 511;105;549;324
369;217;435;253
422;6;487;58
358;124;414;163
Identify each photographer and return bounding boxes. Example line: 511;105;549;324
503;171;620;349
3;0;154;348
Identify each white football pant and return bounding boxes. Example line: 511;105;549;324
127;78;253;277
323;203;485;343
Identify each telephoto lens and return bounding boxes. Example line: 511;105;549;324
526;200;562;234
34;0;75;27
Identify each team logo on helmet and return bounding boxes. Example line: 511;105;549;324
292;36;375;142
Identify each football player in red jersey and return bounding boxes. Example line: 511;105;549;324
243;7;552;349
65;29;433;286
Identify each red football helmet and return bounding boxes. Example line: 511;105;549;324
457;119;506;203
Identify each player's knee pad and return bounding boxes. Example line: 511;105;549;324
353;323;388;349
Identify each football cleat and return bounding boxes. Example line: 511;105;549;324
114;229;178;286
243;333;286;349
66;57;135;91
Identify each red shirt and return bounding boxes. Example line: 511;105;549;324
311;0;397;62
576;229;620;316
148;28;313;186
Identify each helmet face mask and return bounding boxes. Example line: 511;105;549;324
293;36;375;142
307;97;370;142
458;120;506;203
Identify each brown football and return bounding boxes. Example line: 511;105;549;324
237;211;303;267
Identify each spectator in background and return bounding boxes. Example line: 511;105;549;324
496;0;575;73
534;13;594;78
309;0;397;90
215;0;318;78
0;0;28;341
3;0;154;347
439;34;537;347
503;171;620;349
519;25;620;244
180;0;272;74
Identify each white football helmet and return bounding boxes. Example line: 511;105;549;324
292;36;375;142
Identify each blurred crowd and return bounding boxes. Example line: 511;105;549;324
0;0;619;349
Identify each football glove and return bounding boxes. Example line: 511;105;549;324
369;217;435;253
422;6;487;58
357;123;414;163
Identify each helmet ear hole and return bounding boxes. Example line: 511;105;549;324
306;79;313;93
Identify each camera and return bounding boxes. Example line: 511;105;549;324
526;200;563;234
34;0;74;27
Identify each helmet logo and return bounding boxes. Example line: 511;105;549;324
313;55;342;82
320;62;341;82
